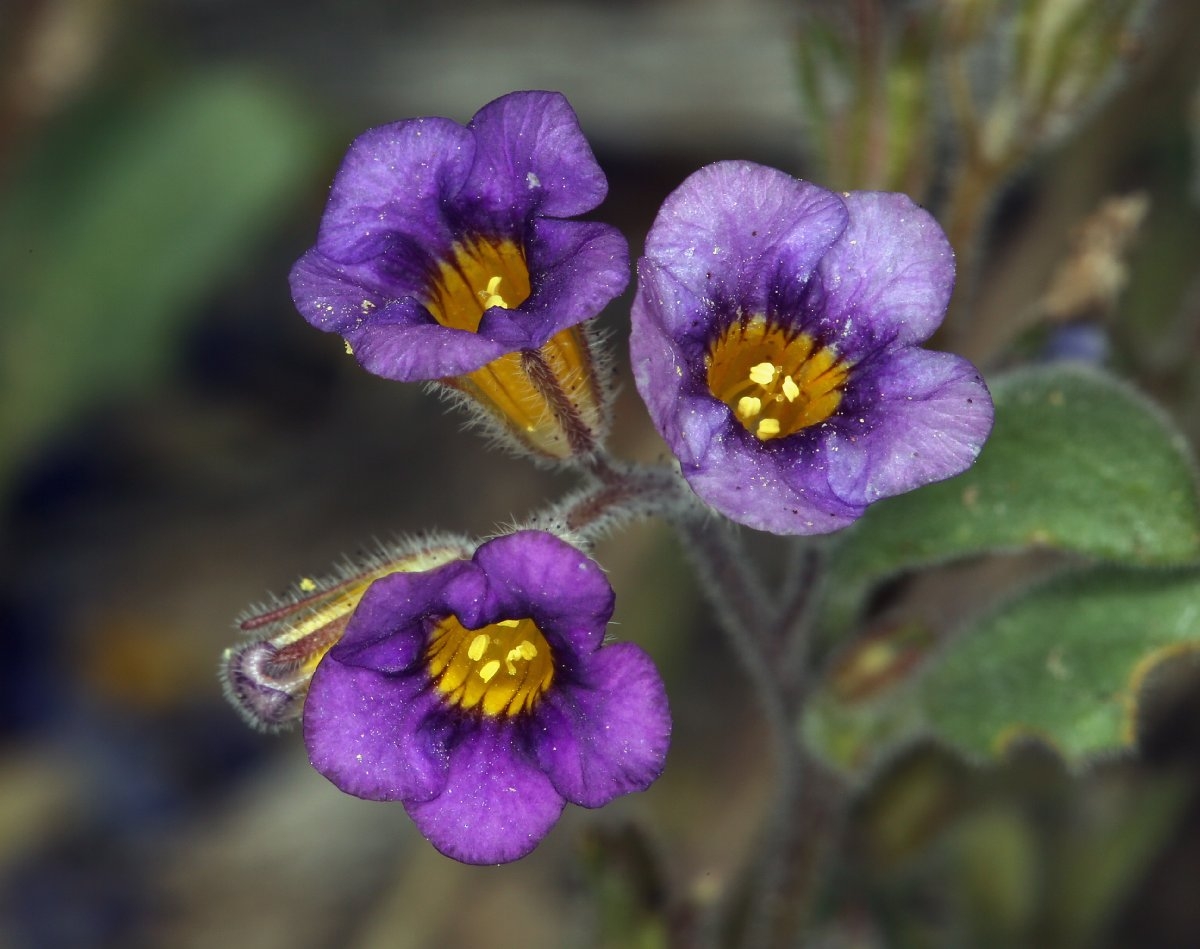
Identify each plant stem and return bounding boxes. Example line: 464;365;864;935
670;514;830;948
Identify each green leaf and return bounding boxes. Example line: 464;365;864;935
920;564;1200;762
0;70;323;494
821;365;1200;633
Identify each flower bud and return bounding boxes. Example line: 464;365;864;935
220;535;472;730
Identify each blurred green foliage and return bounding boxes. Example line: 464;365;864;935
822;365;1200;635
0;70;323;496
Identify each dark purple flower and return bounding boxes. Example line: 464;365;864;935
303;531;671;865
290;91;627;459
630;161;994;534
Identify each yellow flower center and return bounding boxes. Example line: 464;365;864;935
706;316;850;440
426;615;554;717
425;237;532;332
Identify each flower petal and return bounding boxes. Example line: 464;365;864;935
315;117;474;265
682;424;866;534
330;561;481;671
645;161;847;310
801;191;955;356
465;91;608;225
348;307;515;381
535;643;671;808
406;721;565;864
824;348;993;506
497;218;629;345
304;663;450;803
469;531;614;658
289;248;427;336
630;260;728;462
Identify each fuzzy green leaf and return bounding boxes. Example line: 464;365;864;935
822;365;1200;633
918;564;1200;762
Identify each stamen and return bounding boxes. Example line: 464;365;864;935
479;660;501;683
498;619;521;628
782;375;800;402
479;275;509;310
757;418;781;437
468;634;489;662
749;362;778;385
737;396;762;419
516;641;538;659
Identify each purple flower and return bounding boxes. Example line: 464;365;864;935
290;91;627;459
303;531;671;865
630;161;994;534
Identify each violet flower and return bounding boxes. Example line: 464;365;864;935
630;161;994;534
303;530;671;865
291;91;627;459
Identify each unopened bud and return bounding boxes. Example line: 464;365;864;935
220;535;472;730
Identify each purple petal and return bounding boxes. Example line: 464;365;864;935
630;261;726;464
823;348;993;506
535;643;671;808
645;161;847;309
348;308;515;381
331;562;482;671
681;425;865;534
801;191;955;356
503;218;629;343
289;248;429;336
465;91;608;223
315;117;473;265
304;664;450;803
406;721;565;864
468;532;614;658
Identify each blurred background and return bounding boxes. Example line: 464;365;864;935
1;0;1199;946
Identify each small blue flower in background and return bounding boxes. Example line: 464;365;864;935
302;530;671;865
630;160;994;534
290;91;628;459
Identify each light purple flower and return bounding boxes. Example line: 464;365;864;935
630;161;994;534
289;91;628;383
303;530;671;865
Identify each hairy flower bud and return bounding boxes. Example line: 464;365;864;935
220;535;472;730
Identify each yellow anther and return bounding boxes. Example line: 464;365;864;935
344;340;354;355
516;640;538;659
298;577;317;592
782;375;800;402
748;362;778;386
736;396;763;419
468;634;489;662
479;660;501;683
757;418;782;438
498;619;521;628
479;275;509;310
